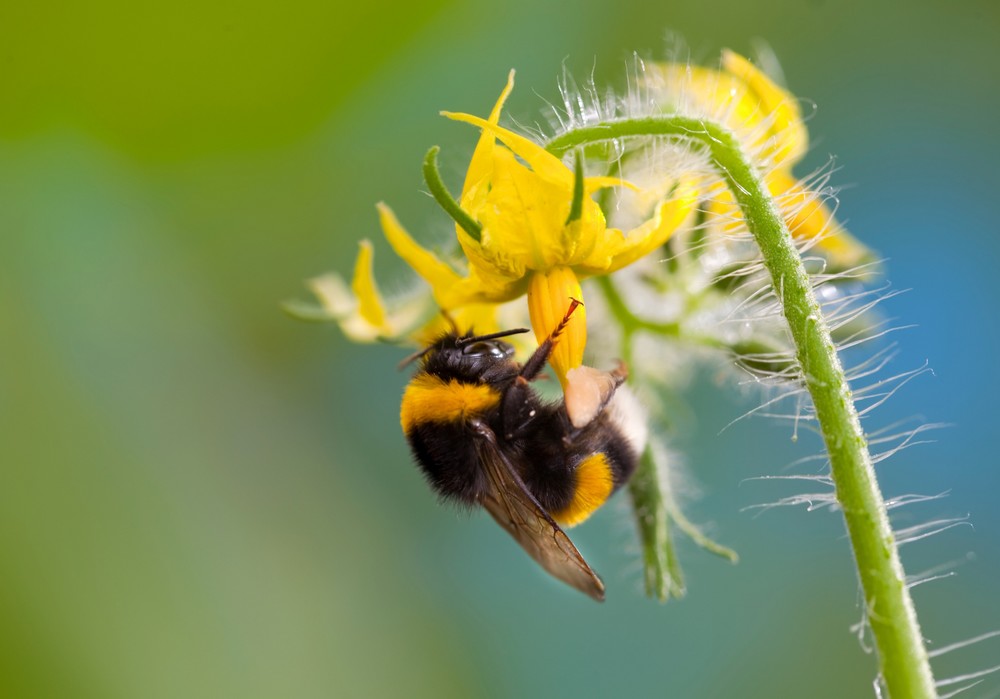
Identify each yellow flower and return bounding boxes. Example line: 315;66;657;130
297;54;864;397
649;51;873;270
333;70;697;387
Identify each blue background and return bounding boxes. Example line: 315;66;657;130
2;0;998;696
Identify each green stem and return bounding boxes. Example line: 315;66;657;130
598;275;738;598
565;151;585;225
629;446;684;601
597;275;794;377
595;275;724;349
552;120;936;698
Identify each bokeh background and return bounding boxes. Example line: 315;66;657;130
2;0;998;697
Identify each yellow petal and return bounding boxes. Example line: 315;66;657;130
306;272;386;342
443;111;573;189
377;202;463;306
722;50;808;166
475;147;575;270
647;53;807;168
596;177;699;274
526;267;585;388
351;239;387;328
461;70;516;198
584;176;640;195
558;199;608;270
305;260;434;344
459;265;530;304
766;170;874;268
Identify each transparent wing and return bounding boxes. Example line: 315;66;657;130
472;422;606;602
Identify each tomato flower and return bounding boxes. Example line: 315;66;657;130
305;70;697;393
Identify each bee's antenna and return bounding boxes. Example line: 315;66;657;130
456;327;531;346
397;346;434;370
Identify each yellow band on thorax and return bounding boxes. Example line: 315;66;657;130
400;373;501;434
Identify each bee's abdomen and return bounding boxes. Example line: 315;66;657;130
548;453;616;527
541;416;640;528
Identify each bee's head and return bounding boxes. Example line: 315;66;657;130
402;327;529;381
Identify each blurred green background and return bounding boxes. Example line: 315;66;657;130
2;0;998;697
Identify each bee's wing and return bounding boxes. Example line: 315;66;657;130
473;425;606;602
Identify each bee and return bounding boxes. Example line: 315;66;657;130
399;300;645;601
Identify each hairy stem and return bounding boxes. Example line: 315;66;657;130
596;275;737;599
550;120;936;698
629;446;685;601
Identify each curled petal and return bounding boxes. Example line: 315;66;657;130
647;52;807;169
767;170;875;269
593;177;699;275
584;176;640;195
303;247;429;343
461;70;516;199
303;273;353;321
351;240;386;329
377;203;464;306
443;111;573;189
308;274;385;341
301;240;390;341
721;50;808;166
378;203;527;306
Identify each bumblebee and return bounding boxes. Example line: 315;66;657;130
399;301;644;601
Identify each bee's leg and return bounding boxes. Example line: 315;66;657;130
468;416;497;443
499;299;582;440
498;299;583;441
518;298;583;382
500;376;545;441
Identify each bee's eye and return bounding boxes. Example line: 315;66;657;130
461;341;508;358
